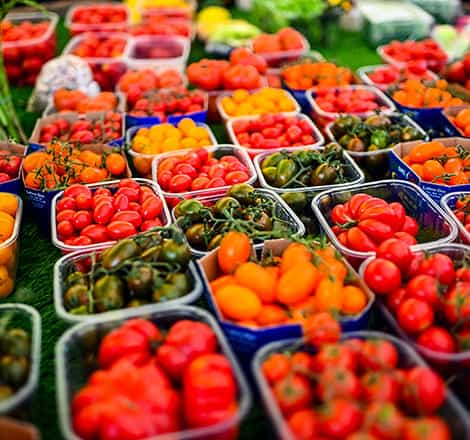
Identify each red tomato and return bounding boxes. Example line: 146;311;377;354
397;298;434;334
168;174;191;192
75;193;92;210
358;219;394;243
81;224;109;243
113;194;129;212
141;197;163;220
106;220;136;240
57;220;74;238
418;253;456;286
115;187;139;202
141;218;163;231
443;281;470;324
57;196;77;212
318;398;363;439
394;231;418;246
316;367;362;401
346;227;377;252
417;326;457;354
287;409;319;440
93;200;114;225
387;288;408;313
403;417;451;440
364;401;405;440
225;171;249;185
57;209;76;223
401;215;419;236
64;184;92;199
376;238;412;271
313;343;357;373
272;373;313;415
360;339;398;371
72;210;92;231
402;367;445;414
361;371;401;403
364;258;402;295
111;210;142;228
72;236;93;246
406;274;441;307
191;176;210;191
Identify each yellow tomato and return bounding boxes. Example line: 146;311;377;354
0;193;18;217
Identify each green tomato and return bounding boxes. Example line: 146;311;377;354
174;199;203;219
126;264;154;298
213;197;241;217
0;355;29;388
185;223;206;248
227;183;255;204
93;275;125;313
275;158;298;187
159;239;191;266
1;329;30;358
63;284;90;311
261;152;284;168
281;192;308;213
101;239;139;270
262;166;277;184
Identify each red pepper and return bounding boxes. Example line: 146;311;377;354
183;354;238;439
98;319;162;368
156;320;217;380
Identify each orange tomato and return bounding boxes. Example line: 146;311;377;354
105;153;126;176
444;157;463;174
456;108;470;128
408;141;445;164
256;304;288;326
315;278;343;314
280;243;312;274
410;163;423;178
234;262;277;303
276;262;319;305
0;194;18;217
0;212;14;242
210;275;236;295
422;160;445;182
80;167;108;184
218;232;251;274
341;285;368;315
216;284;262;321
79;150;101;167
23;151;49;173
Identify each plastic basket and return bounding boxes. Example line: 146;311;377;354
0;304;41;416
124;35;190;73
197;239;374;363
253;146;365;194
65;3;130;35
441;192;470;244
51;178;171;254
174;189;306;258
56;305;251;440
311;179;458;266
0;143;26;196
152;145;257;205
307;85;397;128
226;112;324;158
252;331;470;440
216;88;300;121
53;243;202;324
126;122;217;178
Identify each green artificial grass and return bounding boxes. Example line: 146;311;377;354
5;15;380;439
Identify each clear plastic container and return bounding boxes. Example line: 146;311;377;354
0;303;41;416
126;122;218;178
216;88;300;121
65;3;130;35
51;178;171;254
254;146;365;194
359;244;470;373
0;143;26;196
198;241;374;363
252;330;470;440
312;180;459;266
174;189;306;258
53;243;202;324
226;112;324;158
125;35;190;73
357;64;438;91
324;113;428;180
152;145;257;205
306;85;396;128
0;195;22;298
2;12;58;87
441;192;470;244
250;34;310;68
55;305;251;440
62;32;129;91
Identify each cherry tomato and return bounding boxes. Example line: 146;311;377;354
57;196;76;212
364;258;402;295
93;200;114;225
402;367;445;414
81;224;109;243
57;220;74;238
397;298;434;334
360;339;398;371
106;220;136;240
111;210;142;228
141;197;163;220
141;218;163;231
416;326;457;354
377;238;412;271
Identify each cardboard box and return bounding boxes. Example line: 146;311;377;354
197;239;374;362
390;137;470;203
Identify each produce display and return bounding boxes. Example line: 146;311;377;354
391;79;466;109
6;2;470;438
220;88;297;118
70;317;242;439
126;86;206;120
59;228;195;315
259;334;456;440
1;15;57;86
0;193;20;297
209;235;370;328
173;184;301;252
156;147;253;195
329;193;420;253
402;141;470;185
23;142;128;189
363;244;470;359
230;114;319;151
51;90;119;113
380;39;448;73
53;179;166;247
360;62;436;89
258;144;353;189
281;61;354;91
0;318;31;400
37;112;122;145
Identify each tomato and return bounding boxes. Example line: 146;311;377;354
113;194;129;212
106;220;136;240
111;210;142;228
287;409;319;440
402;367;445;415
397;298;434;334
394;231;418;246
456;266;470;282
262;353;291;385
303;312;341;347
223;65;260;90
361;371;400;403
403;417;451;440
57;196;77;212
388;202;406;231
115;187;139;203
364;401;405;440
387;288;408;313
406;275;441;307
225;171;249;185
64;184;92;199
72;236;93;246
186;59;229;91
313;343;357;373
318;398;363;439
377;238;412;271
141;197;163;220
418;253;456;286
57;209;76;223
346;227;377;252
364;259;402;295
75;193;92;210
273;373;313;415
57;220;74;238
317;367;362;401
72;210;92;231
360;339;398;371
346;194;371;218
141;218;163;231
331;204;350;224
81;224;109;243
416;326;457;354
169;174;191;192
401;216;419;236
217;231;251;274
443;281;470;324
93;201;114;225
